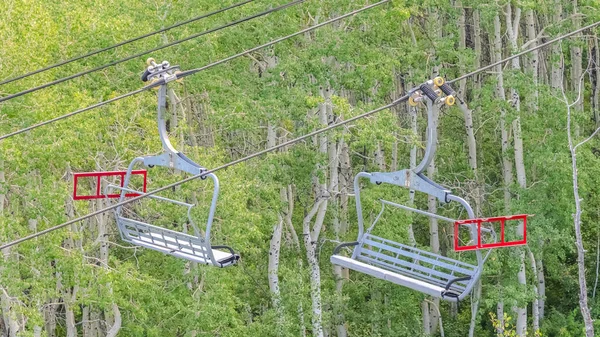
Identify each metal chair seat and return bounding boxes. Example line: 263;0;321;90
118;217;239;267
331;234;479;301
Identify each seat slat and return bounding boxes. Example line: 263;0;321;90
117;217;237;266
362;237;477;276
331;255;459;302
365;235;477;271
359;250;469;290
358;254;467;291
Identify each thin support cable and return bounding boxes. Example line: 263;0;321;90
0;0;254;86
0;0;389;140
0;95;403;251
0;0;306;103
2;8;600;249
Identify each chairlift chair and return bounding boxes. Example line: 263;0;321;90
331;79;495;301
108;59;239;268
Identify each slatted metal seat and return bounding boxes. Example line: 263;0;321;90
119;218;239;267
108;60;239;268
331;93;488;302
332;234;478;299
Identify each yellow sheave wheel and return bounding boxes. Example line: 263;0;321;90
445;95;455;106
433;77;445;86
409;96;419;107
146;57;156;66
175;70;183;83
150;78;160;90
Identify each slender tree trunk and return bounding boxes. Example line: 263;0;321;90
591;36;600;128
565;91;595;336
493;14;511;335
282;185;308;337
269;214;284;333
536;256;546;320
526;9;539;110
496;301;504;336
494;14;514;209
551;0;564;90
304;199;327;337
528;250;540;333
571;0;583;113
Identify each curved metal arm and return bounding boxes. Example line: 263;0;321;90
354;172;373;240
414;99;438;174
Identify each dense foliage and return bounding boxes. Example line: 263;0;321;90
2;0;600;336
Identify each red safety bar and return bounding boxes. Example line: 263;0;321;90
454;214;527;251
73;170;148;200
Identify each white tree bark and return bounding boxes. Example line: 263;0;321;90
494;15;514;208
496;301;504;336
105;304;121;337
505;5;528;335
493;14;511;337
282;185;307;337
536;257;546;319
550;0;563;90
526;9;539;110
563;81;596;337
304;199;327;337
268;214;284;332
528;250;540;333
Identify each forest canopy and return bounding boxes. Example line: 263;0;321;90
1;0;600;336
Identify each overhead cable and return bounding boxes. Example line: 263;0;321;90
3;5;598;250
0;0;254;87
0;0;306;103
0;0;388;141
0;0;392;250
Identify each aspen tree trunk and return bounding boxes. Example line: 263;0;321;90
550;0;564;90
59;177;80;337
1;250;19;337
456;0;467;98
493;14;512;333
304;199;327;337
282;185;308;337
339;140;351;236
267;121;277;148
526;10;539;110
591;36;600;128
302;86;332;337
0;161;18;337
571;0;583;113
528;251;540;333
565;86;595;337
473;9;483;94
96;185;121;337
525;9;547;323
505;5;528;335
496;301;504;336
326;92;348;337
536;257;546;319
269;214;284;333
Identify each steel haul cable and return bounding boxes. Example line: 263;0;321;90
0;0;306;103
0;0;388;141
1;5;600;250
0;0;254;87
